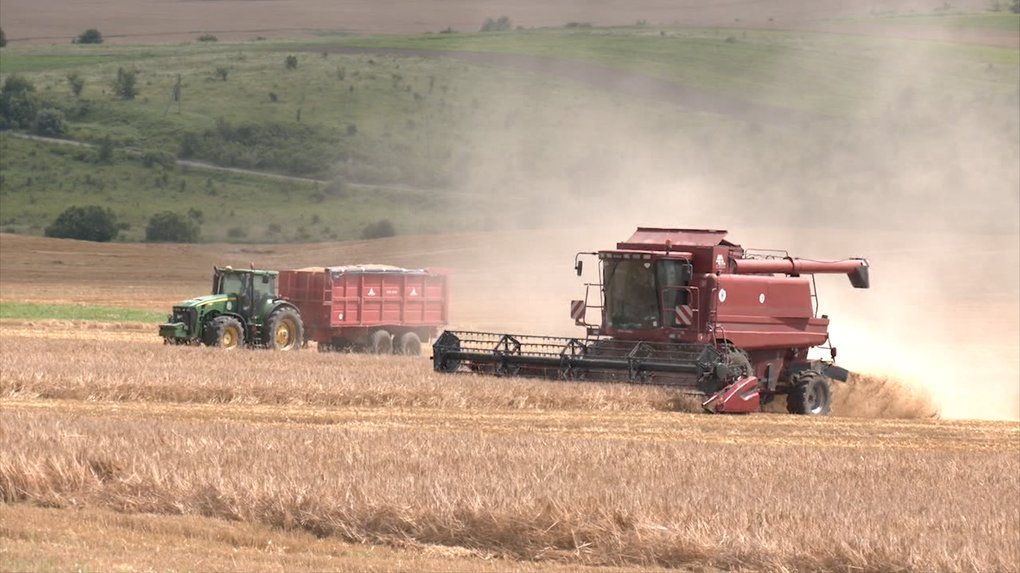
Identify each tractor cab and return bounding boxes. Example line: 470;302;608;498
212;267;278;315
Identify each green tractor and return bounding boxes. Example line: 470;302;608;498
159;266;303;350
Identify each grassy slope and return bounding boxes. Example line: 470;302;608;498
0;14;1018;241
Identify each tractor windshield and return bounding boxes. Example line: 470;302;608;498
603;259;659;330
216;272;247;296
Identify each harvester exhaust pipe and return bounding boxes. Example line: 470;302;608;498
732;257;870;289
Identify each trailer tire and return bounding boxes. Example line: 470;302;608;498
264;307;303;351
398;332;422;356
205;316;244;349
787;370;832;416
370;330;393;354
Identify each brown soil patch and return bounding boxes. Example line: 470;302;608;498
1;0;1012;47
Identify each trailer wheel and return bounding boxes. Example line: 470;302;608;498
370;330;393;354
264;307;303;351
205;316;244;349
787;370;832;416
398;332;422;356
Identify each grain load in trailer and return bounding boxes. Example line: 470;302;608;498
432;228;870;415
279;265;448;355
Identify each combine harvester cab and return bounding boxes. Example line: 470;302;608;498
432;228;869;415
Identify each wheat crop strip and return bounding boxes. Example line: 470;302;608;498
1;406;1017;572
0;328;937;418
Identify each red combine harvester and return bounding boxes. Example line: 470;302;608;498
279;265;448;355
431;228;869;415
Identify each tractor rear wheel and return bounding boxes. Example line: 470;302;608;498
787;370;832;415
369;329;392;354
397;332;422;355
264;307;303;350
205;316;244;349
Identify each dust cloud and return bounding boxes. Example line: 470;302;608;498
406;5;1019;420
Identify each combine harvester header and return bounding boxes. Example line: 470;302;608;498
432;228;869;415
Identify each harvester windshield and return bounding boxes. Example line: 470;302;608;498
604;259;659;329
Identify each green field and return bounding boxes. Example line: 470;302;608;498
0;301;165;322
1;16;1018;241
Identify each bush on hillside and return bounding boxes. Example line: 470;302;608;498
362;219;396;239
0;28;7;48
114;68;138;100
0;75;39;129
178;119;340;178
145;211;200;243
480;16;512;32
33;108;68;137
66;73;85;97
141;149;177;169
75;29;103;44
45;206;119;242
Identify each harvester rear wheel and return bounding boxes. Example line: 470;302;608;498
264;307;303;351
205;316;244;350
787;370;832;416
370;330;393;354
398;332;422;356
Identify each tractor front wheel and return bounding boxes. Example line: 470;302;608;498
787;370;832;415
205;316;245;350
264;307;303;351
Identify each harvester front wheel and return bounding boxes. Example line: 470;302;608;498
398;332;422;356
370;330;393;354
205;316;245;350
787;370;832;416
265;307;303;351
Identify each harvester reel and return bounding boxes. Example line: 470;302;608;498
493;335;523;377
432;331;462;373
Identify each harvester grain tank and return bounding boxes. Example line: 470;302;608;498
431;228;870;415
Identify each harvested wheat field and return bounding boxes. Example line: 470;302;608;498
2;231;1019;572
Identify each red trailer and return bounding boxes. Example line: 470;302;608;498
278;265;448;355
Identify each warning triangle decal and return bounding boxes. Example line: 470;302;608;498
367;287;376;296
410;287;418;296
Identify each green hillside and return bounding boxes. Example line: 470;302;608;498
1;16;1017;242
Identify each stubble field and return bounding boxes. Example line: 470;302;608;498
1;0;1018;567
1;233;1019;572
